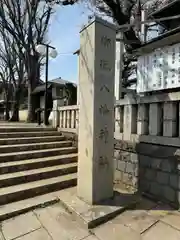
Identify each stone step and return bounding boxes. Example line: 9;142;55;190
0;191;60;221
0;147;77;162
0;123;40;127
0;173;77;205
0;153;78;174
0;135;65;145
0;141;72;153
0;131;61;138
0;127;56;133
0;163;77;187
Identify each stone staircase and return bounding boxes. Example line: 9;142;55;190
0;126;78;220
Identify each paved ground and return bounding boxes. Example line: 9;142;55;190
0;198;179;240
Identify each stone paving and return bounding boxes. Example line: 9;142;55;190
0;198;180;240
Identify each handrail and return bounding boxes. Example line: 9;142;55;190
58;105;79;111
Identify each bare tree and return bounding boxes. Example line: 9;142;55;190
46;0;142;90
48;0;168;89
0;0;53;122
0;63;11;121
47;0;142;50
0;26;18;120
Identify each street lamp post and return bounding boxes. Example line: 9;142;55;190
36;43;57;125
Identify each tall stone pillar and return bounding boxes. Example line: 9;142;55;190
76;52;80;106
114;33;124;137
78;17;116;204
114;33;124;101
73;49;80;106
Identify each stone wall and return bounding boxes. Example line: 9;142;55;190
114;150;138;192
60;130;180;207
114;139;180;207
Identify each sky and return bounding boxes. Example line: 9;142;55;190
46;3;90;84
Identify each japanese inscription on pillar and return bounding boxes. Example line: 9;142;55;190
97;30;115;167
78;18;116;203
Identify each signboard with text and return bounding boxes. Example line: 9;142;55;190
137;42;180;93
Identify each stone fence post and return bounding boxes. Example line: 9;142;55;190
52;100;60;128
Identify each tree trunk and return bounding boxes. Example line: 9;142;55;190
26;83;37;122
124;27;141;52
4;92;10;121
4;101;10;121
26;55;40;123
9;88;21;122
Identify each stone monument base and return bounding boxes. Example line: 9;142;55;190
58;187;141;229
